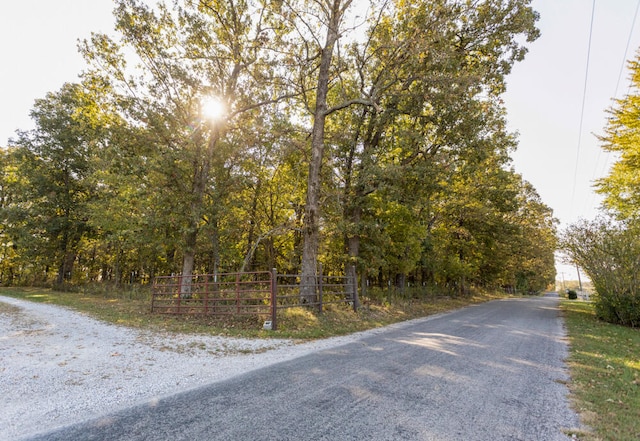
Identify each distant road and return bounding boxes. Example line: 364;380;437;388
27;294;580;441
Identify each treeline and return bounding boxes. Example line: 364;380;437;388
0;0;556;294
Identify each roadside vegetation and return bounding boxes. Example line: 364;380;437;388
0;285;508;339
562;299;640;441
558;52;640;440
562;219;640;328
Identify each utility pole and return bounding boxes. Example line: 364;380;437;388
576;264;583;292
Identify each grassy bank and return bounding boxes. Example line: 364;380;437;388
0;286;506;339
561;300;640;441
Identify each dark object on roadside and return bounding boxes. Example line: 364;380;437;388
567;289;578;300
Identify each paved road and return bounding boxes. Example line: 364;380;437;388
26;294;580;441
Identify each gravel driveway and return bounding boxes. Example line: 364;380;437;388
0;296;376;440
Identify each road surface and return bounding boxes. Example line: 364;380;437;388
20;293;580;440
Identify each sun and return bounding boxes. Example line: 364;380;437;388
201;96;226;121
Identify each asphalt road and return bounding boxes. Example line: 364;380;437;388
26;294;580;441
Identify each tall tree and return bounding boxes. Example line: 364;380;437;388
508;179;557;292
2;0;558;297
6;82;109;287
81;0;293;293
324;0;540;290
0;147;23;284
275;0;362;300
596;54;640;220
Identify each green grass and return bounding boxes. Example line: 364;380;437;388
561;300;640;441
0;286;506;339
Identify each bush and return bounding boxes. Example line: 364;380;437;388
561;218;640;327
567;289;578;300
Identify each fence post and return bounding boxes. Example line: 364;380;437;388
213;273;219;315
176;275;182;314
317;263;323;313
351;265;360;312
271;268;278;331
236;272;241;314
204;275;209;314
151;277;156;312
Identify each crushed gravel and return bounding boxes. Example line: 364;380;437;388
0;295;378;440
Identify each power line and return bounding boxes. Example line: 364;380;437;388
587;0;640;214
614;0;640;99
571;0;597;208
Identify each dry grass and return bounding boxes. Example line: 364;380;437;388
0;286;507;339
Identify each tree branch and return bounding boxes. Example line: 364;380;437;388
325;98;379;116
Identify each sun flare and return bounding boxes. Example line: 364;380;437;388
201;96;226;120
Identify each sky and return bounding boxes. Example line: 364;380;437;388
502;0;640;282
1;0;639;283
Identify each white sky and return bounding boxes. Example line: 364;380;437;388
2;0;639;283
502;0;640;283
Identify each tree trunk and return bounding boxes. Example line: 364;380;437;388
180;228;198;298
346;204;361;298
245;178;261;272
56;251;76;288
180;127;219;297
55;226;76;288
300;0;345;303
211;216;220;278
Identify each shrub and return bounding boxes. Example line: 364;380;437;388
567;289;578;300
561;218;640;327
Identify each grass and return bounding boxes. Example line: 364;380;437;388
0;285;506;339
561;300;640;441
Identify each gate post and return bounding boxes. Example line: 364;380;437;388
271;268;278;331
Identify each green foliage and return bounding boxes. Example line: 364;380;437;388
2;83;112;287
562;218;640;327
596;54;640;221
567;289;578;300
0;0;555;297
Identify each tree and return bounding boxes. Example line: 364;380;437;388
2;0;558;301
562;218;640;327
272;0;364;301
325;0;540;291
5;82;109;287
0;147;23;284
81;0;293;294
508;180;557;293
596;54;640;220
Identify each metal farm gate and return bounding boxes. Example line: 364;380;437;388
151;268;358;330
